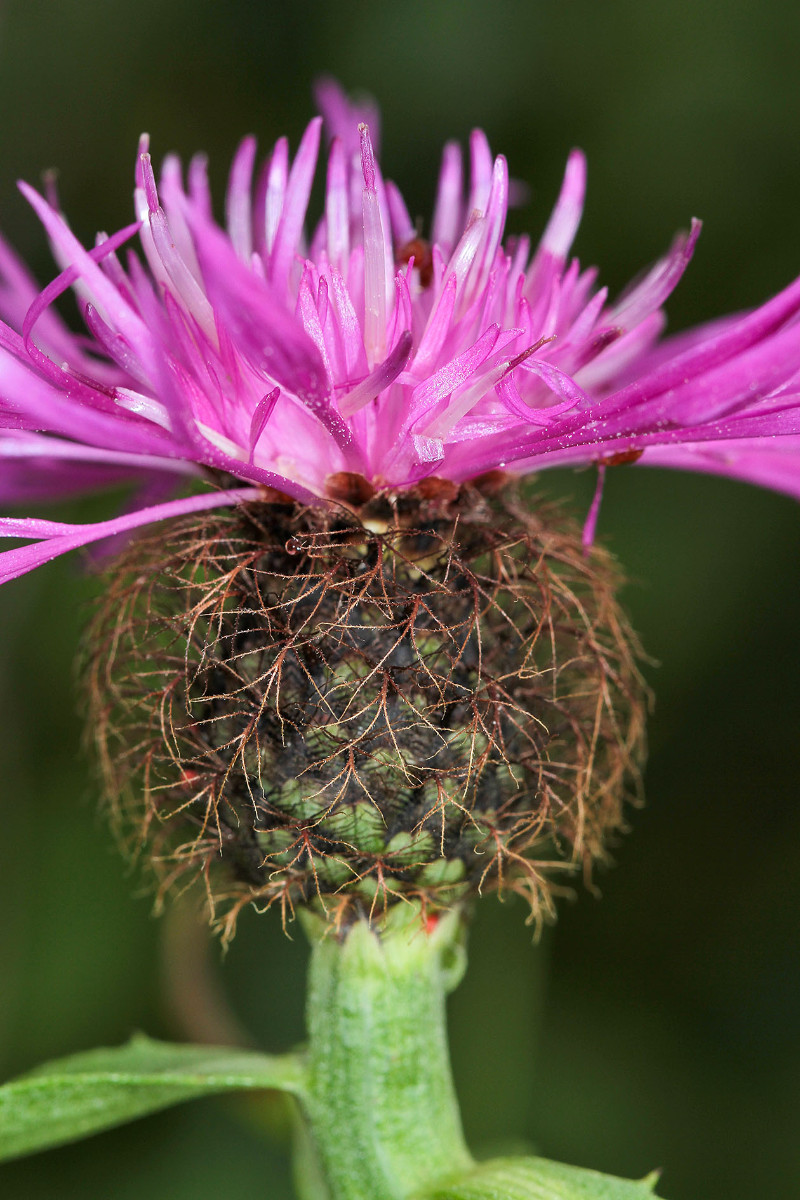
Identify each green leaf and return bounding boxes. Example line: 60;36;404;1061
416;1156;663;1200
0;1033;307;1162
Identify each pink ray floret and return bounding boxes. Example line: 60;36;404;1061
3;82;800;583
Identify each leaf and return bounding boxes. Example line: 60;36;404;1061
416;1155;663;1200
0;1033;307;1162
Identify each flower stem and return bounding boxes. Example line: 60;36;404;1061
294;904;473;1200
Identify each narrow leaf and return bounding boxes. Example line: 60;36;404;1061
0;1033;307;1162
417;1155;662;1200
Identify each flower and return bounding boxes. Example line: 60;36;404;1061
3;80;800;585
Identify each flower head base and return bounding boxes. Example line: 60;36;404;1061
87;480;645;935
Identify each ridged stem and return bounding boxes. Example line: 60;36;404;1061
294;905;473;1200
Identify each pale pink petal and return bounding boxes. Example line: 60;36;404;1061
359;123;388;367
535;149;586;263
159;155;204;283
325;138;350;272
413;272;457;377
263;137;289;255
467;129;494;216
466;155;509;303
148;206;217;339
431;142;463;255
269;118;322;293
188;153;213;218
226;136;257;263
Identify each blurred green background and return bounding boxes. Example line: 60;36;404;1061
1;1;799;1196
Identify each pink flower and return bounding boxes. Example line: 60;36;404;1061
3;81;800;583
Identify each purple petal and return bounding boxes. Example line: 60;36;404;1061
183;203;351;448
516;357;588;418
0;350;179;455
385;180;416;246
339;330;412;417
0;486;262;584
0;231;92;368
664;321;800;426
582;464;607;551
188;153;213;219
0;429;199;474
248;387;280;461
410;324;500;425
607;219;702;331
0;460;147;505
19;182;157;379
159;155;204;282
639;438;800;500
21;219;141;353
600;273;800;419
467;155;509;300
315;77;380;157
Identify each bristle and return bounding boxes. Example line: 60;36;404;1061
85;483;646;937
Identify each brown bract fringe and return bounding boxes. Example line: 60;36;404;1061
84;477;647;940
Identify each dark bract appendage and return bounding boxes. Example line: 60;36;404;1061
86;478;646;938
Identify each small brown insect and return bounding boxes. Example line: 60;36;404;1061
325;471;377;506
598;448;644;467
396;237;434;288
256;484;296;505
472;469;509;494
415;476;460;502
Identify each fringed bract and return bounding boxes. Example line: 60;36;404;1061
86;478;646;937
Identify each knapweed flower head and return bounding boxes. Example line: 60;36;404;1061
3;82;800;931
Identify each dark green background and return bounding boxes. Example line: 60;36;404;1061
1;1;799;1196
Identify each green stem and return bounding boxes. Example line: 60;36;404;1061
294;904;474;1200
